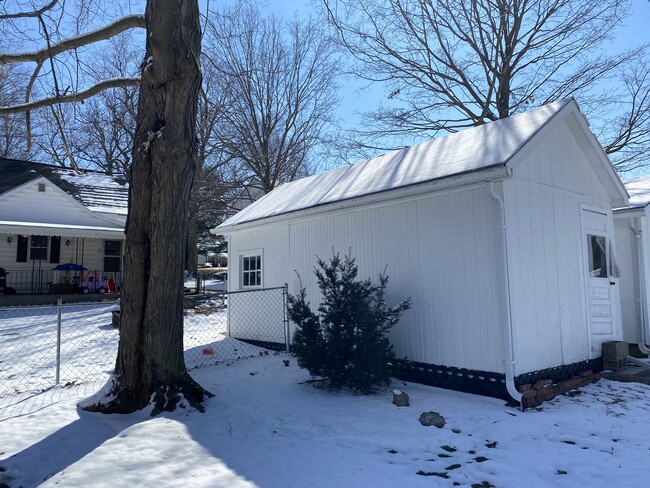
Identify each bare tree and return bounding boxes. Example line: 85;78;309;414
73;35;140;173
204;2;340;195
1;0;211;413
186;61;233;276
0;63;30;158
323;0;650;170
598;60;650;172
30;101;79;167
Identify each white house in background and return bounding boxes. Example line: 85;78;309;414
613;175;650;355
214;99;628;404
0;158;127;294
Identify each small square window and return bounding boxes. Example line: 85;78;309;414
241;253;262;288
38;183;46;192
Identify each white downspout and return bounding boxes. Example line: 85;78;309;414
486;182;523;405
631;219;650;355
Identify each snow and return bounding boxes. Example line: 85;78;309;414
0;302;266;398
57;169;128;217
623;174;650;208
185;275;227;292
2;308;650;486
218;99;572;230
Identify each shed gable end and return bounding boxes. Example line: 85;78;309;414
511;116;611;203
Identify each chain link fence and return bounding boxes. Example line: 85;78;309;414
0;286;288;399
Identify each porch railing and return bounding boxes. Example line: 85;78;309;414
3;269;122;294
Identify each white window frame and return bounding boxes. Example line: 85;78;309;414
240;250;263;289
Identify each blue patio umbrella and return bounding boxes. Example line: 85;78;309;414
52;263;87;271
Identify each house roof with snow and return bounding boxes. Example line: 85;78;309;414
0;158;128;217
217;98;625;232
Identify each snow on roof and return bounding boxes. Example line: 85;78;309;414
623;174;650;208
218;99;573;230
56;169;128;215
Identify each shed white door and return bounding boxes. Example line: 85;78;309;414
581;207;620;355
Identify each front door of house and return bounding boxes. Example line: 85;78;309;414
581;207;621;356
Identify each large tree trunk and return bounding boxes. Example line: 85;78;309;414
85;0;210;414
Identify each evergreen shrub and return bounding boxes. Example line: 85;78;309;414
288;253;412;393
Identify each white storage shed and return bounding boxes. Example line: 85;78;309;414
215;99;628;403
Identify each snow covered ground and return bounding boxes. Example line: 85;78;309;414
185;275;227;292
1;353;650;487
2;304;650;487
0;301;269;399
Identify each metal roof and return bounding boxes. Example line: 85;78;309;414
217;99;574;231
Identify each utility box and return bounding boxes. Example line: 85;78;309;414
602;341;629;371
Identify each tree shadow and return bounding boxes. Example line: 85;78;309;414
0;405;139;487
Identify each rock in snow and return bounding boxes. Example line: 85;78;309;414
419;411;446;428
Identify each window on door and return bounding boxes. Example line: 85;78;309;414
104;240;122;272
30;235;48;260
588;234;607;278
241;253;262;288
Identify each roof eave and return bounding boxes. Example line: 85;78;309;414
613;205;648;217
0;220;125;239
214;164;513;234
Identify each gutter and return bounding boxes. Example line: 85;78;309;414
486;182;523;405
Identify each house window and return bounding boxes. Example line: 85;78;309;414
588;234;607;278
241;253;262;288
104;240;122;272
30;235;48;260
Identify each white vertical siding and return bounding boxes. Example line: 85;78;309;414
228;225;290;292
228;187;507;373
639;212;650;347
614;216;639;342
615;211;650;344
226;225;289;345
505;121;614;374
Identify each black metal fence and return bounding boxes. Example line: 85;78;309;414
0;286;288;400
2;269;122;294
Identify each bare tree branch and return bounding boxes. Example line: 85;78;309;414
0;76;140;114
0;14;145;65
0;0;58;20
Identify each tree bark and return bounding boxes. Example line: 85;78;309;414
84;0;210;414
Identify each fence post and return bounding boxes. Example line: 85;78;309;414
226;290;231;337
56;298;62;384
283;284;290;353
